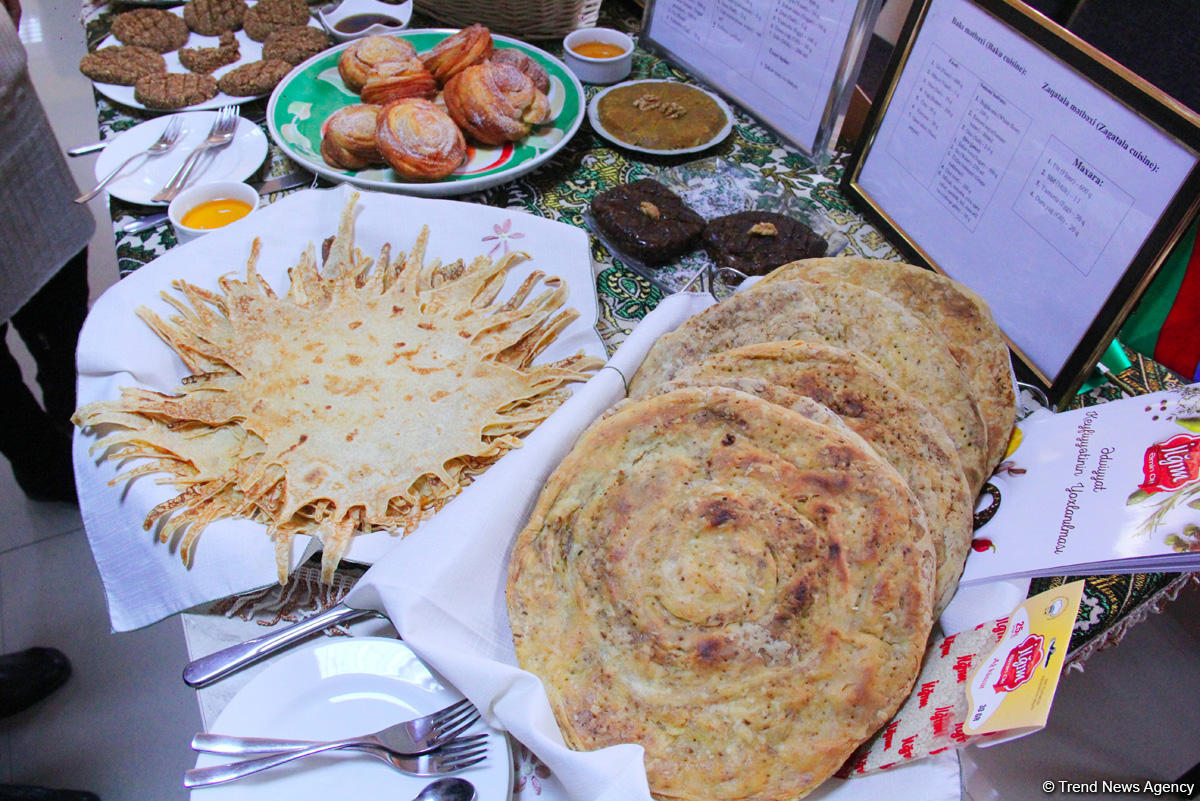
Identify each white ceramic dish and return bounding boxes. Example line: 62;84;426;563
316;0;412;42
169;180;260;244
561;27;633;85
90;5;328;112
189;637;513;801
587;79;734;156
93;111;267;206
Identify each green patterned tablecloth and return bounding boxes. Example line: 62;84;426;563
84;0;1190;671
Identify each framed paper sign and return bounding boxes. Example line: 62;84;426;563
841;0;1200;406
641;0;884;167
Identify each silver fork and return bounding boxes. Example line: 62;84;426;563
151;105;239;203
74;116;183;204
183;733;489;787
190;697;478;757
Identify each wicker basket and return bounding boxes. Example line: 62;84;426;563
414;0;603;40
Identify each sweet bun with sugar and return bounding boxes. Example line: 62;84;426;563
338;35;418;93
421;23;492;84
321;103;384;170
359;56;438;105
375;97;467;181
443;61;551;146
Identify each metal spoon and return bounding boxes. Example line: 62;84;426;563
415;778;476;801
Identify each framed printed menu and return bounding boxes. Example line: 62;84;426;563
641;0;884;167
841;0;1200;407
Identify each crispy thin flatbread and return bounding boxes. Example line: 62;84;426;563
73;193;602;581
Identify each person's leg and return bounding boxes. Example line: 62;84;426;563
9;248;88;423
0;321;74;502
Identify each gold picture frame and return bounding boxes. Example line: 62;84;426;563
841;0;1200;407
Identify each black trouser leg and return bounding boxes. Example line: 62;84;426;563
0;249;86;503
9;248;88;424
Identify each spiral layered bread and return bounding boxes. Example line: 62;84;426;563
360;56;438;105
421;22;492;84
375;98;467;180
508;386;935;801
320;103;383;170
443;61;551;145
337;34;418;93
759;257;1016;473
676;341;974;615
628;278;990;492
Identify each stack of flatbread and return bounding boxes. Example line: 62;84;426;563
507;256;1016;801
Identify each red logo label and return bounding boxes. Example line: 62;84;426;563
939;634;956;657
917;680;938;708
1140;433;1200;493
993;634;1045;692
882;720;899;750
930;705;954;736
897;735;917;759
953;655;974;682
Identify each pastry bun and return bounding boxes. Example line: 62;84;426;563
321;103;384;170
421;23;492;84
338;35;418;93
443;61;552;146
375;97;468;181
359;56;439;105
487;47;549;94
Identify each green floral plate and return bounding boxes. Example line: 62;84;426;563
266;30;585;197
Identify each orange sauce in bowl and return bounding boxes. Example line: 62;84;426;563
181;198;253;230
571;40;627;59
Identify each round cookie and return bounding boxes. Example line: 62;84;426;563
79;45;166;86
134;72;218;109
677;340;975;615
110;8;191;53
216;58;293;96
508;385;935;801
178;32;240;74
182;0;248;35
262;25;331;65
628;277;991;492
242;0;311;42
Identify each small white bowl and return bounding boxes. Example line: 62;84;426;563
317;0;412;43
168;180;259;245
562;27;634;85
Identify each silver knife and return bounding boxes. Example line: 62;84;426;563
67;140;107;157
182;602;382;688
121;170;314;235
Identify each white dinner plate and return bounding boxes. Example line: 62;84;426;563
587;79;734;156
190;637;513;801
90;5;327;112
94;110;267;206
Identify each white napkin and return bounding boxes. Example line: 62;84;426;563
73;185;606;632
343;291;962;801
343;291;714;801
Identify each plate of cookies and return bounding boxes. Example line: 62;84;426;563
80;0;336;111
264;25;585;196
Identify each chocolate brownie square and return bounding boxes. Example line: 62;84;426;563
703;210;828;277
590;179;705;266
